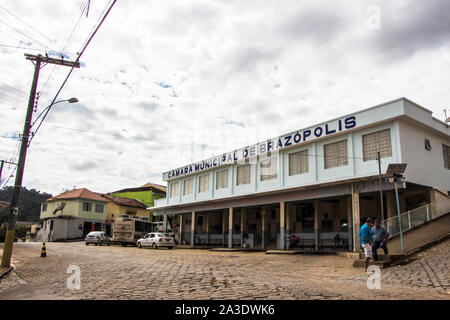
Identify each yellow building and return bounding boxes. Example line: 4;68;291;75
102;194;149;226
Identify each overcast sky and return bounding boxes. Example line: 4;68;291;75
0;0;449;196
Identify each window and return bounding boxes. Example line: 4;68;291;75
362;128;392;161
324;140;348;169
95;204;104;213
237;164;251;185
424;139;432;151
443;144;450;170
216;169;228;189
198;174;210;193
260;156;277;181
82;202;92;211
170;182;179;198
183;178;193;195
42;203;48;212
289;150;309;176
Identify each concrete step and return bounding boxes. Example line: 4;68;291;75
358;252;390;260
353;259;392;269
353;253;407;269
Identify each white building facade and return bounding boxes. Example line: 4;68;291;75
152;98;450;251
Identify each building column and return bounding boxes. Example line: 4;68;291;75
386;191;395;219
163;214;168;232
279;201;285;250
261;207;267;249
240;208;246;248
351;184;361;252
191;211;196;247
228;207;233;248
347;196;353;251
399;192;406;213
286;204;293;250
222;209;227;247
205;213;209;246
314;200;319;250
179;214;183;245
285;204;292;234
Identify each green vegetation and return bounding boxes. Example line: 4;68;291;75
0;224;28;242
0;186;52;224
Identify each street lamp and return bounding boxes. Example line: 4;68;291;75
40;97;79;114
67;97;78;103
31;97;79;130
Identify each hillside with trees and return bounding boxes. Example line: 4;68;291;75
0;186;52;223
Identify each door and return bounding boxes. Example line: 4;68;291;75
83;222;92;237
147;233;156;246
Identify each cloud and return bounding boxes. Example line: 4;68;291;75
0;0;448;195
71;160;98;171
367;0;450;61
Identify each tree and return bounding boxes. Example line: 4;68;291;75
0;186;52;224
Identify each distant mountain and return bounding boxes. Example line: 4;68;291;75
0;186;52;223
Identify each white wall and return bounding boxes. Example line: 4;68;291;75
161;122;404;207
398;119;450;191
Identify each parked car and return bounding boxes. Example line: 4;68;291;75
85;231;111;246
136;232;175;249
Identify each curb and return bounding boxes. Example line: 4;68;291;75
211;248;266;252
404;232;450;259
266;250;338;255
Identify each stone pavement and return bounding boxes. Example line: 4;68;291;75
0;240;448;300
383;239;450;294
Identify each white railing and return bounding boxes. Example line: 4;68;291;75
383;198;450;237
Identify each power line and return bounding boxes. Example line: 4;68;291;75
37;1;90;112
0;165;16;188
0;86;25;97
0;44;45;52
79;0;112;51
0;28;30;43
0;3;54;43
59;0;90;55
0;19;53;51
29;0;118;145
42;123;148;141
0;91;25;102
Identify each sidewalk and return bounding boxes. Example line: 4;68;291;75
388;213;450;254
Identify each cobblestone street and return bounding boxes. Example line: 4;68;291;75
1;240;449;300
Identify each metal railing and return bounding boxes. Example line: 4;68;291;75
383;198;450;237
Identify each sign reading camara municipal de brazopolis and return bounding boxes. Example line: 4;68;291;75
164;115;357;180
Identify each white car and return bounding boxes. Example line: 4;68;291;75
85;231;111;246
137;232;175;249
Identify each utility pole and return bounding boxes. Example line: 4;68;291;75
1;54;79;268
377;152;385;221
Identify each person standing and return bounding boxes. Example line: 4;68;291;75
359;218;374;272
371;218;390;261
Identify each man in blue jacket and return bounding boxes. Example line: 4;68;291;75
371;218;390;261
359;218;374;272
